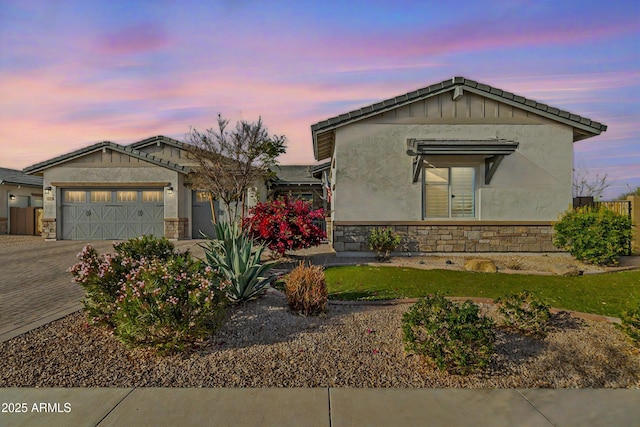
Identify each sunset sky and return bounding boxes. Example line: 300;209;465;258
1;0;638;199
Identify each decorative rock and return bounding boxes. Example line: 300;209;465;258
464;259;498;273
549;264;583;276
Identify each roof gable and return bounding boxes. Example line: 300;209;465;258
23;141;193;175
129;135;186;151
311;76;608;160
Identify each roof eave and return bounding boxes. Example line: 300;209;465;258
461;87;606;140
23;141;192;175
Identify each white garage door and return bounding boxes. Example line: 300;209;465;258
61;189;164;240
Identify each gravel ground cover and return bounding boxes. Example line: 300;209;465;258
1;290;639;388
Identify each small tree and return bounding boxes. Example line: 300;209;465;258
243;197;326;256
185;114;287;223
573;169;611;199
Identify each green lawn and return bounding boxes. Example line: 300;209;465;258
325;266;640;317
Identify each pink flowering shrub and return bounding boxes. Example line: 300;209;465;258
69;245;126;324
243;197;326;256
112;255;226;351
69;236;226;352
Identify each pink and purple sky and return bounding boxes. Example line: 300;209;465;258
1;0;638;199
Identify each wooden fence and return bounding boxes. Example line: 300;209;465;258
573;197;632;218
573;197;634;255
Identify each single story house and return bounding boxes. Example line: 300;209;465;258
310;76;608;254
22;135;330;241
0;167;43;235
268;163;331;211
23;136;265;240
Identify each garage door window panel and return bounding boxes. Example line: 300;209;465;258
142;191;163;202
64;191;86;203
91;191;111;202
117;191;137;202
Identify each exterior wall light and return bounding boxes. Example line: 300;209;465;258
9;194;16;201
45;186;52;195
166;186;173;195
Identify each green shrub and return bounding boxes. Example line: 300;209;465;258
112;235;175;261
402;294;495;374
368;227;402;261
553;206;632;266
70;236;226;352
495;290;551;337
619;305;640;346
69;245;117;323
285;263;328;316
69;236;179;324
202;221;278;303
112;253;226;352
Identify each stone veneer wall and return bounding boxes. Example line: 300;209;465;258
165;218;189;239
0;217;6;234
332;223;560;253
41;218;56;239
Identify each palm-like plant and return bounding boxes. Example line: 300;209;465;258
202;221;278;303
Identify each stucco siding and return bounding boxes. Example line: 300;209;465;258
43;166;179;223
333;120;573;222
333;124;421;222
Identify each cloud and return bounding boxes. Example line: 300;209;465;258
95;22;169;55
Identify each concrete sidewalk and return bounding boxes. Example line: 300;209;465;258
1;388;639;427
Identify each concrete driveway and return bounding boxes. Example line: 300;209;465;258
0;236;206;343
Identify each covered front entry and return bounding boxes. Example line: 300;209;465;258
61;189;164;240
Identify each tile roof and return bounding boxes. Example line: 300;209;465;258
0;167;43;187
271;165;323;185
128;135;186;150
22;141;193;175
312;76;607;133
311;76;608;159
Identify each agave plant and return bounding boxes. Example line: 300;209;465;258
202;221;278;303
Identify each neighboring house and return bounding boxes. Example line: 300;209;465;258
268;163;331;211
23;136;261;241
0;167;43;235
310;76;608;254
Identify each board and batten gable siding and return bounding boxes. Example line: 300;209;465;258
360;90;561;125
332;91;574;223
136;143;198;168
59;150;163;166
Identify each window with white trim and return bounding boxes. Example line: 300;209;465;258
424;167;475;218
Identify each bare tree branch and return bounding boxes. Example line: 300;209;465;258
185;114;286;223
573;169;612;199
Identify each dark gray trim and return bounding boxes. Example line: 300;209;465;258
23;141;192;175
406;139;519;156
484;155;504;185
128;135;186;150
311;76;608;160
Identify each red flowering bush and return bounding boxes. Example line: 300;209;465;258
243;197;326;256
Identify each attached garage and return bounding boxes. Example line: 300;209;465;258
23;138;195;241
61;188;164;240
23;135;268;241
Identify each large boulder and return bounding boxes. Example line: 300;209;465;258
549;263;583;276
464;259;498;273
